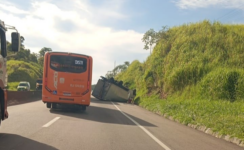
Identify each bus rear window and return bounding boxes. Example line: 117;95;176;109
50;55;87;73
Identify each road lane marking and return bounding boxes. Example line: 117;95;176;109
42;117;60;127
112;102;171;150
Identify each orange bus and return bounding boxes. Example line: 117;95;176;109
42;52;93;111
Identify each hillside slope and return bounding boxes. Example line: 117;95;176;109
115;20;244;141
117;20;244;101
7;60;43;90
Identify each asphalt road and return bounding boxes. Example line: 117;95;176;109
0;97;243;150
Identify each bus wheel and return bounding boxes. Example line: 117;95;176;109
52;103;57;109
46;102;51;108
81;105;86;111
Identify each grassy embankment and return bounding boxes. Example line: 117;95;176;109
7;60;43;91
115;20;244;141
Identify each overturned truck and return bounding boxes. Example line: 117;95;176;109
92;76;129;102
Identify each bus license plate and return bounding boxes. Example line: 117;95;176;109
63;92;71;96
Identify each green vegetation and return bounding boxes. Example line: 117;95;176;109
139;97;244;140
105;61;130;79
6;39;52;91
6;82;19;91
7;60;43;90
114;20;244;140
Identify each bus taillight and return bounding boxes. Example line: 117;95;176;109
44;78;52;92
45;78;48;86
87;81;90;90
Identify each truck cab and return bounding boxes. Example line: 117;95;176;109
0;20;20;126
36;78;42;91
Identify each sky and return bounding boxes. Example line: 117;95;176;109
1;0;244;84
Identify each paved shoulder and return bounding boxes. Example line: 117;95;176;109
113;101;244;150
1;98;242;150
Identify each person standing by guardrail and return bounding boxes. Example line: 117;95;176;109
127;89;136;104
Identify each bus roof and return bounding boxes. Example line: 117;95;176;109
45;51;91;58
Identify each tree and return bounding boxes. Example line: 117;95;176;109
6;40;39;63
15;49;30;61
29;53;38;63
105;71;115;79
105;61;130;79
108;61;130;77
38;47;52;65
142;26;169;54
20;36;25;49
39;47;52;57
38;57;44;66
6;41;12;53
142;28;156;54
155;26;169;43
124;61;130;67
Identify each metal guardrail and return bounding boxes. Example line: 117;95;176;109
6;91;42;106
7;91;42;100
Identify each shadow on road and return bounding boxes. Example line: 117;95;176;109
49;99;157;127
90;97;127;105
0;133;58;150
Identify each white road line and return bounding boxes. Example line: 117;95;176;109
111;102;171;150
42;117;60;127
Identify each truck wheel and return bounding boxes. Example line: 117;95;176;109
46;102;51;108
81;105;86;111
